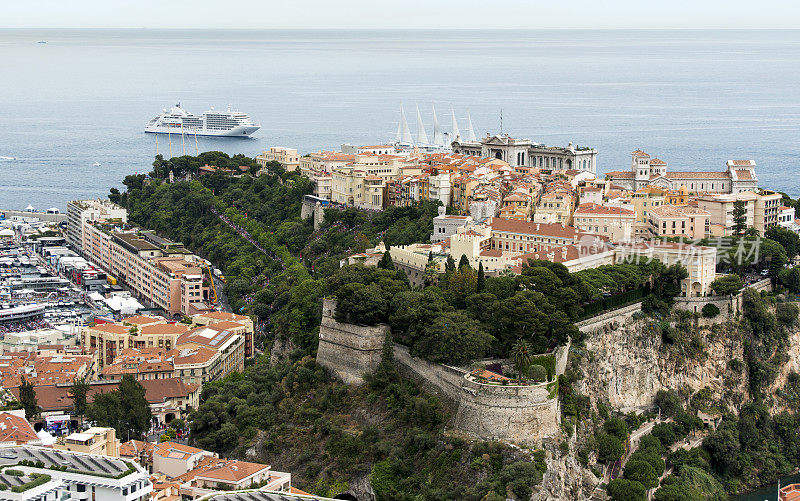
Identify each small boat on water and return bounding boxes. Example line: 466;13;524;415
93;162;101;167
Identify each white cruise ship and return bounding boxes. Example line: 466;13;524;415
145;103;260;137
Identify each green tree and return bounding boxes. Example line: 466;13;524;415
597;434;625;463
86;375;152;440
732;200;747;236
701;303;720;318
119;375;153;439
624;459;658;489
71;377;90;422
412;311;493;366
607;478;647;501
477;262;485;292
18;376;39;420
766;225;800;259
709;274;743;296
458;254;470;270
377;251;395;270
510;339;533;378
780;266;800;293
169;418;186;430
445;255;456;273
654;389;682;417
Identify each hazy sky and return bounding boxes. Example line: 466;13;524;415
2;0;800;29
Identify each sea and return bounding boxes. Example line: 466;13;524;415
1;29;800;211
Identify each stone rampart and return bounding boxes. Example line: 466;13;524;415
575;302;643;334
673;294;741;319
316;298;388;385
392;344;561;445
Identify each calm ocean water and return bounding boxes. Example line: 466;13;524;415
1;29;800;210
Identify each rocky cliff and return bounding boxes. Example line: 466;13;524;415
576;315;750;413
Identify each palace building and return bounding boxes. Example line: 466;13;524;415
605;150;758;193
451;134;597;174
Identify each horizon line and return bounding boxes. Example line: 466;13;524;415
2;27;800;31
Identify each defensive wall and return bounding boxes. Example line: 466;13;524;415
575;302;643;334
300;200;326;230
316;298;387;385
316;299;563;444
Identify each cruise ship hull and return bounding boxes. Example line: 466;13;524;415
144;125;260;137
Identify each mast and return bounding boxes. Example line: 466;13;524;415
195;130;199;156
451;108;461;140
415;105;428;146
155;134;159;156
466;111;478;142
168;130;172;158
181;122;186;156
432;105;444;146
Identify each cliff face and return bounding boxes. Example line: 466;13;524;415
576;317;750;412
531;435;601;501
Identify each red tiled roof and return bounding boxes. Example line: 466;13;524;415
574;203;635;216
489;218;585;240
8;378;198;412
0;412;38;444
664;171;730;179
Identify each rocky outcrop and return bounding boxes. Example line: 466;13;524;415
531;435;601;501
576;316;749;412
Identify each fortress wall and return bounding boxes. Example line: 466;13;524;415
315;298;388;385
392;343;560;445
317;299;561;444
575;302;643;334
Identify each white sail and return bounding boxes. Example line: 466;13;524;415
395;111;403;143
466;111;478;142
398;107;413;145
431;105;444;146
451;108;461;140
415;105;429;146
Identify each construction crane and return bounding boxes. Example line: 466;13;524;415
203;264;219;304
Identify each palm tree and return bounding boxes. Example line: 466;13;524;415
510;340;533;380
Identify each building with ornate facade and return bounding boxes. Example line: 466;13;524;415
606;150;758;193
451;134;597;174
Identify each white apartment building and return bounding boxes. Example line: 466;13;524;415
0;445;152;501
66;200;128;251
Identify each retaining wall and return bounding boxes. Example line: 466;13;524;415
575;302;643;334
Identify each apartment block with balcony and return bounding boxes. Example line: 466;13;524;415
647;205;711;240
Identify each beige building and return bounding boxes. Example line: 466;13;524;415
153;441;217;478
191;311;255;358
629;187;667;238
533;189;575;225
54;427;120;457
606;151;759;194
695;189;781;236
616;241;717;297
647;205;711;240
82;316;190;368
256;147;300;172
330;154;418;209
77;215;214;316
175;324;245;381
488;218;593;254
65;199;128;251
572;203;635;242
